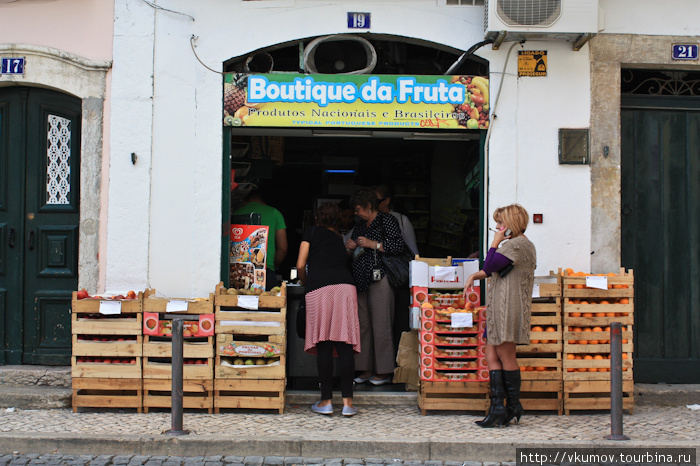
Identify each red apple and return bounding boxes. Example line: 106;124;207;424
76;290;89;300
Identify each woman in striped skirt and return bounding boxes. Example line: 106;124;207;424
297;202;361;417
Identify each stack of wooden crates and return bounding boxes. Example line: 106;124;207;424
213;282;287;413
71;293;144;412
516;274;564;415
562;268;634;414
141;289;216;413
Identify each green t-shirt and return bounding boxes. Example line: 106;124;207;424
234;202;286;271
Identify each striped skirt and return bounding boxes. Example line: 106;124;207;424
304;283;361;355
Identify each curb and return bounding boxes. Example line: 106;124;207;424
1;433;699;461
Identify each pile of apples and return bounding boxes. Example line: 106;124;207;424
76;357;136;364
76;335;137;341
76;290;137;300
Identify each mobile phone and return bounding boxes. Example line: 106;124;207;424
504;228;512;237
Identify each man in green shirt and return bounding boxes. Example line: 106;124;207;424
234;188;288;289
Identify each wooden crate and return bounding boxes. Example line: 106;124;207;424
72;313;143;336
72;377;142;413
71;291;143;314
562;268;634;299
214;378;285;414
143;335;214;359
143;289;215;314
417;381;488;415
143;378;213;413
71;356;142;378
142;356;213;379
520;379;563;415
214;282;287;309
72;334;143;358
215;334;285;379
564;379;634;414
215;282;287;336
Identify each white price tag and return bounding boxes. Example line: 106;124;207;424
237;295;259;310
532;284;540;298
451;312;473;328
99;300;122;315
433;267;456;281
586;276;608;290
166;300;188;312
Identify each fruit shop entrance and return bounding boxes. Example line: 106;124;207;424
223;129;484;388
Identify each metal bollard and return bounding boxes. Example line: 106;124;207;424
165;317;189;436
604;321;629;440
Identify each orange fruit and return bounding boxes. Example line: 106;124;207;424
619;298;629;304
606;312;616;317
599;300;610;305
567;354;575;360
584;354;593;360
574;284;584;289
622;353;629;359
532;326;543;332
565;268;574;275
520;366;527;371
592;326;603;332
546;327;556;332
531;339;540;344
594;312;606;317
574;354;583;359
593;354;604;360
582;312;594;318
535;367;546;371
567;368;575;372
580;300;589;305
570;312;582;317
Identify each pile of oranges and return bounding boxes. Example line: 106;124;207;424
567;325;629;344
563;269;629;289
566;352;629;372
520;366;557;372
530;325;558;344
567;298;630;317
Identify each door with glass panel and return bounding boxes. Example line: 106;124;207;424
0;87;80;365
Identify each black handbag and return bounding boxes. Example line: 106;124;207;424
379;218;412;288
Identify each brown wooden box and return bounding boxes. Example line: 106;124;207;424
564;379;634;414
143;378;213;413
142;356;213;379
72;313;143;336
520;379;563;415
214;378;285;414
71;291;143;314
214;282;287;309
72;377;142;413
417;381;488;415
142;335;214;359
71;356;142;379
72;334;143;357
143;289;214;314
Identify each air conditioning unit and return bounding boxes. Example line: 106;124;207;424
484;0;602;50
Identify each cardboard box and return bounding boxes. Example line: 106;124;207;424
409;260;481;289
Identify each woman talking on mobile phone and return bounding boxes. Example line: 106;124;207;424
463;204;536;428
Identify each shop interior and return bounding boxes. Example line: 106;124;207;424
224;130;483;389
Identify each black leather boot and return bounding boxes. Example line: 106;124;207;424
475;370;508;428
503;369;523;425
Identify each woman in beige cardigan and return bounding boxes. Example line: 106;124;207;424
464;204;536;428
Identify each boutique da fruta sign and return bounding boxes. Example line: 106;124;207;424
223;73;489;130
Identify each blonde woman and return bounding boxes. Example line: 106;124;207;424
464;204;536;428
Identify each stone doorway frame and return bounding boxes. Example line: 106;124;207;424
0;44;111;292
589;34;700;273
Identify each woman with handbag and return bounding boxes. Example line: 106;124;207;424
345;188;408;386
297;202;361;416
463;204;536;428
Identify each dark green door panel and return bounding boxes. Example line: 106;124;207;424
621;96;700;383
0;87;80;366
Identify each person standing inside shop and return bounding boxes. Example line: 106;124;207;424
234;184;288;289
346;188;408;385
373;184;419;257
373;184;419;347
297;202;361;416
463;204;536;428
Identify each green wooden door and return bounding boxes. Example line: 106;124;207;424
0;87;80;365
621;96;700;383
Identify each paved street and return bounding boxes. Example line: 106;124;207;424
1;455;506;466
1;403;699;462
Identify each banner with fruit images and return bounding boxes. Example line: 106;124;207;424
224;73;489;130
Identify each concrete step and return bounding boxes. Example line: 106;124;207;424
0;385;72;410
0;365;71;388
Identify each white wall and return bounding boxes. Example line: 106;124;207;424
601;0;700;36
476;41;592;276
